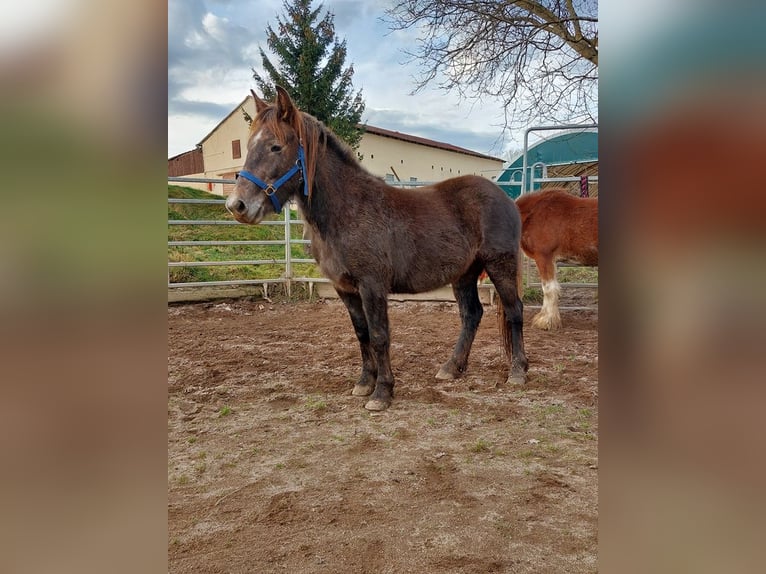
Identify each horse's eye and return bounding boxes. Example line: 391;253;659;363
270;144;282;153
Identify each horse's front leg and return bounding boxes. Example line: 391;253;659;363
336;290;377;397
358;286;394;411
436;273;483;380
532;255;562;330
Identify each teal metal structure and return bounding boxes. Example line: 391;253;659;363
497;130;598;199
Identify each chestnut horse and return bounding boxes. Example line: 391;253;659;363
515;189;598;330
225;86;527;411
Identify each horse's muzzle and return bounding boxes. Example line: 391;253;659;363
225;191;267;224
225;195;247;217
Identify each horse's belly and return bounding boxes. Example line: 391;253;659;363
391;260;465;294
560;246;598;267
390;278;445;295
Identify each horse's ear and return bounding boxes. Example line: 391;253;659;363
251;89;268;114
275;85;296;123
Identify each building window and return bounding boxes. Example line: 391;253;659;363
232;140;241;159
370;154;374;159
400;159;404;164
410;177;418;182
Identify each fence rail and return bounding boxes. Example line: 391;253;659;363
168;170;597;300
168;179;327;294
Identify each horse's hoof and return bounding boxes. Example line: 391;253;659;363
532;315;561;330
435;361;463;380
506;374;527;385
352;383;374;396
435;366;456;380
364;398;391;411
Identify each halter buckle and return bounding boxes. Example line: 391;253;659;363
264;185;276;196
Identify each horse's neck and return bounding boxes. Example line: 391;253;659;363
298;150;383;237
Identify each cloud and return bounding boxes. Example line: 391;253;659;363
167;0;525;159
168;0;263;120
169;99;235;119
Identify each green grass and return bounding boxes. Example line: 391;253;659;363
168;185;321;284
469;438;493;453
557;265;599;284
168;185;598;290
522;287;543;304
521;258;598;287
304;396;327;411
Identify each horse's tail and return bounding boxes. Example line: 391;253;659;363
497;245;524;360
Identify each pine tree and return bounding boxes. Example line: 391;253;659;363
252;0;366;148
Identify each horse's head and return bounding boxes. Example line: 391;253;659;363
225;86;310;224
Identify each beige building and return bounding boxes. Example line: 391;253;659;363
175;95;505;195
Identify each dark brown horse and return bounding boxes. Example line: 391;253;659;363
225;86;527;411
515;189;598;330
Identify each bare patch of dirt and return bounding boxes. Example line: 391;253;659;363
168;296;598;573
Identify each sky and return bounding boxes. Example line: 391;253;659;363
168;0;525;160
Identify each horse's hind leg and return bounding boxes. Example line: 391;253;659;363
358;284;395;411
337;290;377;396
486;262;528;384
532;255;562;330
436;270;483;380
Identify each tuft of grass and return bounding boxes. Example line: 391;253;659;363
518;448;536;460
218;406;232;417
304;396;327;411
469;438;492;453
542;443;564;456
537;403;565;418
522;287;543;304
558;265;598;284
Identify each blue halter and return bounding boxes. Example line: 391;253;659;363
236;145;308;214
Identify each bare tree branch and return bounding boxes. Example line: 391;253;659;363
384;0;598;140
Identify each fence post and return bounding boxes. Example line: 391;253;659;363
284;204;292;298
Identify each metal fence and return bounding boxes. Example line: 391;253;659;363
168;124;598;302
168;176;328;298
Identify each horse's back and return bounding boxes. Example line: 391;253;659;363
374;175;521;292
517;189;598;265
435;175;522;247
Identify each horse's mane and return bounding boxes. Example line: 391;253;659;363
252;104;362;200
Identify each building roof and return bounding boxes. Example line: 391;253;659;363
168;148;201;162
197;96;251;147
196;95;504;163
362;125;503;162
505;130;598;169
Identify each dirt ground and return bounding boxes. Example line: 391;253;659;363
168;292;598;573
